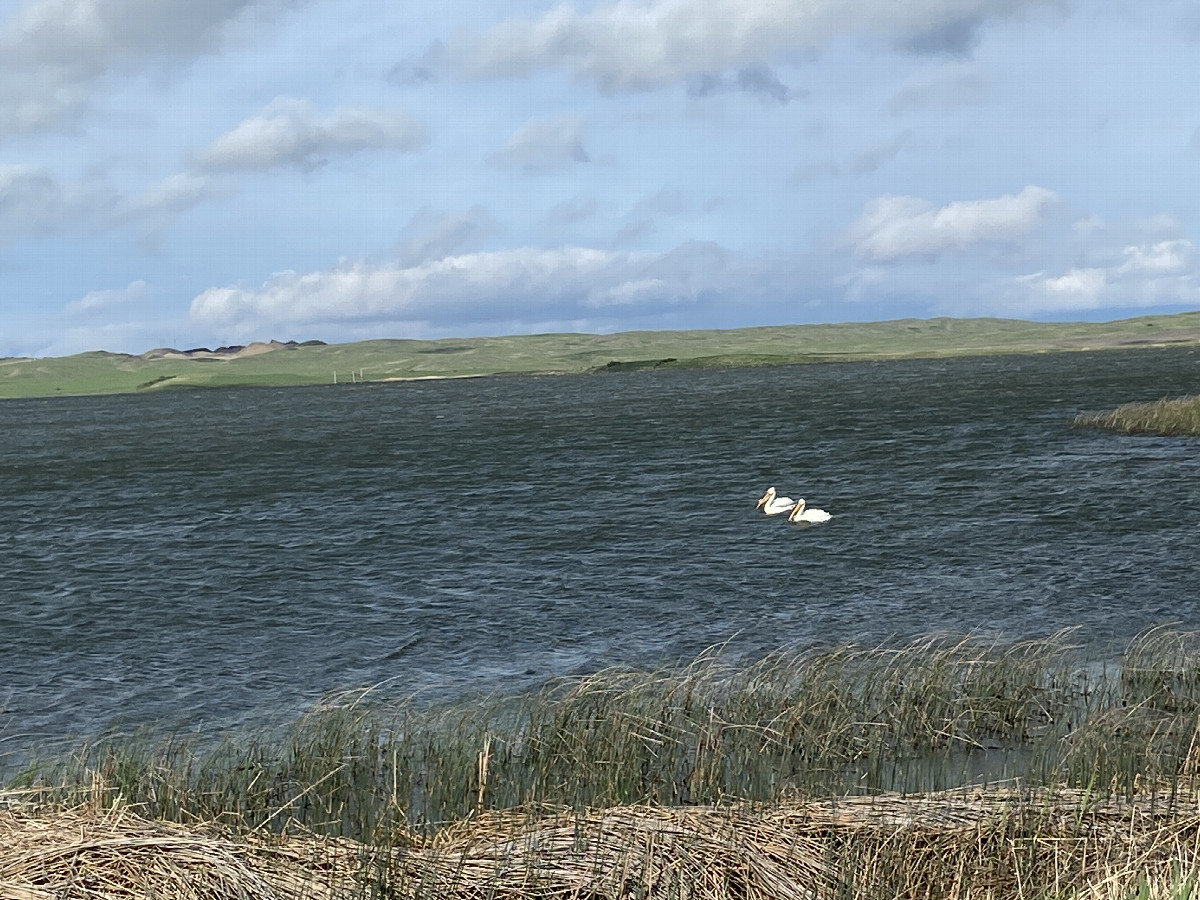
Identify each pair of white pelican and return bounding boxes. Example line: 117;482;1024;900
755;486;832;524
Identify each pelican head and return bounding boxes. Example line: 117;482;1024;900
755;487;776;510
788;499;806;521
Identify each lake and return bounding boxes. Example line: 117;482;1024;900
2;347;1199;758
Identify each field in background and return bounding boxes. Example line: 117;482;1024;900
5;311;1200;399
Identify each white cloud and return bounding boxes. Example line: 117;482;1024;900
1132;213;1185;237
189;241;756;338
195;97;428;171
455;0;1054;90
0;0;300;138
1;164;225;248
190;248;652;328
116;172;228;247
488;116;589;171
0;164;222;249
1018;268;1107;302
586;277;671;307
1115;239;1192;276
1013;240;1200;312
130;172;222;214
845;185;1057;261
66;280;148;315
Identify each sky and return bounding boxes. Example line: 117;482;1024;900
1;0;1199;358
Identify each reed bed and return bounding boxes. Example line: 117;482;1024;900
10;629;1200;897
1073;395;1200;435
12;633;1093;834
0;795;369;899
5;789;1200;899
392;789;1200;900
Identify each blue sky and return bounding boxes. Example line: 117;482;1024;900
2;0;1199;357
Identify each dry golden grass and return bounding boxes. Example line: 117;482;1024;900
4;788;1200;900
403;790;1200;900
0;794;365;899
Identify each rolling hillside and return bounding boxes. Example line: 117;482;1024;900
3;311;1200;400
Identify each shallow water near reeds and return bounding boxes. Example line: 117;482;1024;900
3;347;1200;757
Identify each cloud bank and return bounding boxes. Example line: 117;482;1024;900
455;0;1055;90
0;0;300;138
189;241;767;338
1013;240;1200;312
196;98;428;171
846;186;1058;261
67;280;148;315
186;189;1200;345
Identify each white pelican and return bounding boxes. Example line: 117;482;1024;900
788;499;832;524
755;486;797;516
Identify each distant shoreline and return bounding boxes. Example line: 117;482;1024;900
376;373;485;381
4;310;1200;400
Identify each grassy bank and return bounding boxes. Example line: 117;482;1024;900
10;629;1200;897
1074;394;1200;436
5;310;1200;399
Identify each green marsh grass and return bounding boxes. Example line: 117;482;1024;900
1073;395;1200;436
10;630;1192;835
13;630;1200;898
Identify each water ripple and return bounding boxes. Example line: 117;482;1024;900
2;349;1200;753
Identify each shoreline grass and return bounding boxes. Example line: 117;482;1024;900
10;629;1200;897
8;633;1093;832
1073;394;1200;436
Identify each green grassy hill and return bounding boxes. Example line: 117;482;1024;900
4;311;1200;400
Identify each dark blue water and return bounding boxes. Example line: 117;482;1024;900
2;348;1199;755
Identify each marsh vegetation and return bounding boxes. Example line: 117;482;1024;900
10;629;1200;897
1074;394;1200;436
